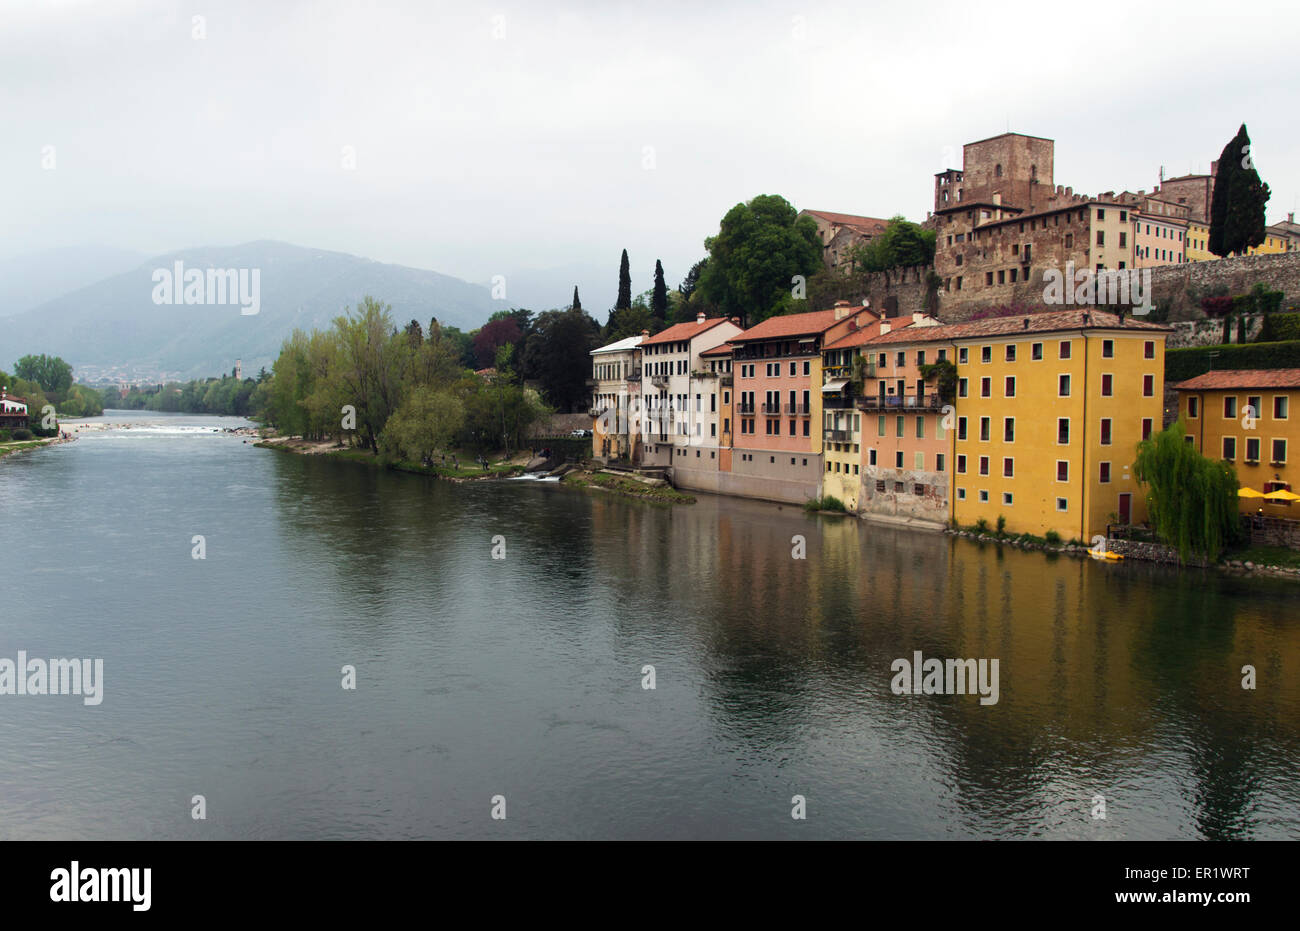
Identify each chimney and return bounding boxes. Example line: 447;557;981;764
696;311;706;324
1290;212;1295;224
641;330;650;337
1023;318;1030;330
729;317;740;326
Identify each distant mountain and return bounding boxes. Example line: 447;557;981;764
0;245;148;318
0;241;507;381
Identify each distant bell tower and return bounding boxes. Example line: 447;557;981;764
234;359;242;380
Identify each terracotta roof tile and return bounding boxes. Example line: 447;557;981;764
1173;369;1300;391
732;309;846;342
640;317;731;346
861;309;1170;346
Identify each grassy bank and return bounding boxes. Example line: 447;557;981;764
561;469;695;505
0;440;49;461
256;439;526;479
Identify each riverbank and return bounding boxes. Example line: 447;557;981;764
255;435;528;481
561;469;695;505
0;435;74;461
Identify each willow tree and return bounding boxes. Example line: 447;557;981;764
1133;421;1239;562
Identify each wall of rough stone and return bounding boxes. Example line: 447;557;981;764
1242;515;1300;549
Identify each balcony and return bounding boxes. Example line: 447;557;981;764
856;394;943;411
824;429;853;443
720;373;733;386
588;406;609;418
738;404;755;415
822;396;855;410
761;403;782;416
651;375;670;389
783;403;811;416
626;369;642;383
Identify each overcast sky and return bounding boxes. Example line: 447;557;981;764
4;0;1298;309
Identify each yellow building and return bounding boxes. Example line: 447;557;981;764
1174;369;1300;516
1185;218;1213;262
948;310;1170;540
1244;231;1291;256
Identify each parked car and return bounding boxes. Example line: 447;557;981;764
571;428;591;437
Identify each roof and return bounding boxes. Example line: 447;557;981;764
801;210;890;234
731;309;848;343
699;344;733;357
591;334;644;355
1173;369;1300;391
640;317;731;347
861;309;1170;347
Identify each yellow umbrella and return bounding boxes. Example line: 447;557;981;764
1263;488;1300;502
1237;487;1266;498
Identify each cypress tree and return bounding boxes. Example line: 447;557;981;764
1209;124;1271;257
651;260;668;323
616;249;632;311
571;286;582;313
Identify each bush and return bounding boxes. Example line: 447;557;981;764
1165;340;1300;382
1044;530;1062;545
1201;296;1233;318
974;517;989;534
1257;313;1300;343
995;515;1007;537
11;428;32;441
0;429;9;442
804;495;846;513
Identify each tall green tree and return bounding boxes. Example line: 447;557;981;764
616;250;632;311
651;260;668;324
678;258;707;301
571;286;582;313
1209;124;1271;257
13;354;73;395
849;216;937;276
1133;420;1240;562
698;195;822;327
523;306;600;412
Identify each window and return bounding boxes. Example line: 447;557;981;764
1102;339;1114;358
981;346;992;363
1005;344;1016;362
1272;439;1288;464
1275;396;1290;419
1058;418;1070;444
896;351;906;367
1224;396;1237;418
959;347;969;364
1005;376;1016;397
915;417;925;439
896;416;905;438
1057;461;1069;482
1100;418;1112;445
803;361;810;376
1003;457;1014;478
1059;374;1071;397
980;417;990;442
789;362;796;376
978;490;990;502
1144;340;1155;359
1188;397;1199;418
1056;498;1068;512
917;351;926;366
957;488;966;500
1142;375;1154;397
1246;396;1262;420
895;451;904;468
979;456;989;476
1142;417;1154;439
958;378;969;398
878;415;886;437
1222;437;1236;460
957;417;968;441
1003;492;1013;505
1032;342;1043;361
1004;417;1015;442
935;454;945;473
915;451;925;469
869;449;877;466
1059;341;1071;360
981;377;991;398
956;455;966;474
1101;373;1113;397
1100;462;1111;483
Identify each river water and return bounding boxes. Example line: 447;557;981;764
1;411;1296;839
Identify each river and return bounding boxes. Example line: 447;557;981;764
0;411;1297;839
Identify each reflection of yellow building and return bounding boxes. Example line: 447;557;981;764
1174;369;1300;516
948;310;1170;540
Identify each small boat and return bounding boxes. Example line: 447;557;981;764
1089;549;1124;561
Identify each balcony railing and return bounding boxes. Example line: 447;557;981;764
783;403;811;415
822;396;855;410
738;404;755;415
856;394;942;411
626;369;642;382
823;429;853;443
720;373;733;386
761;403;782;416
651;375;670;389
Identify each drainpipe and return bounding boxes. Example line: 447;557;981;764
1080;328;1089;543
